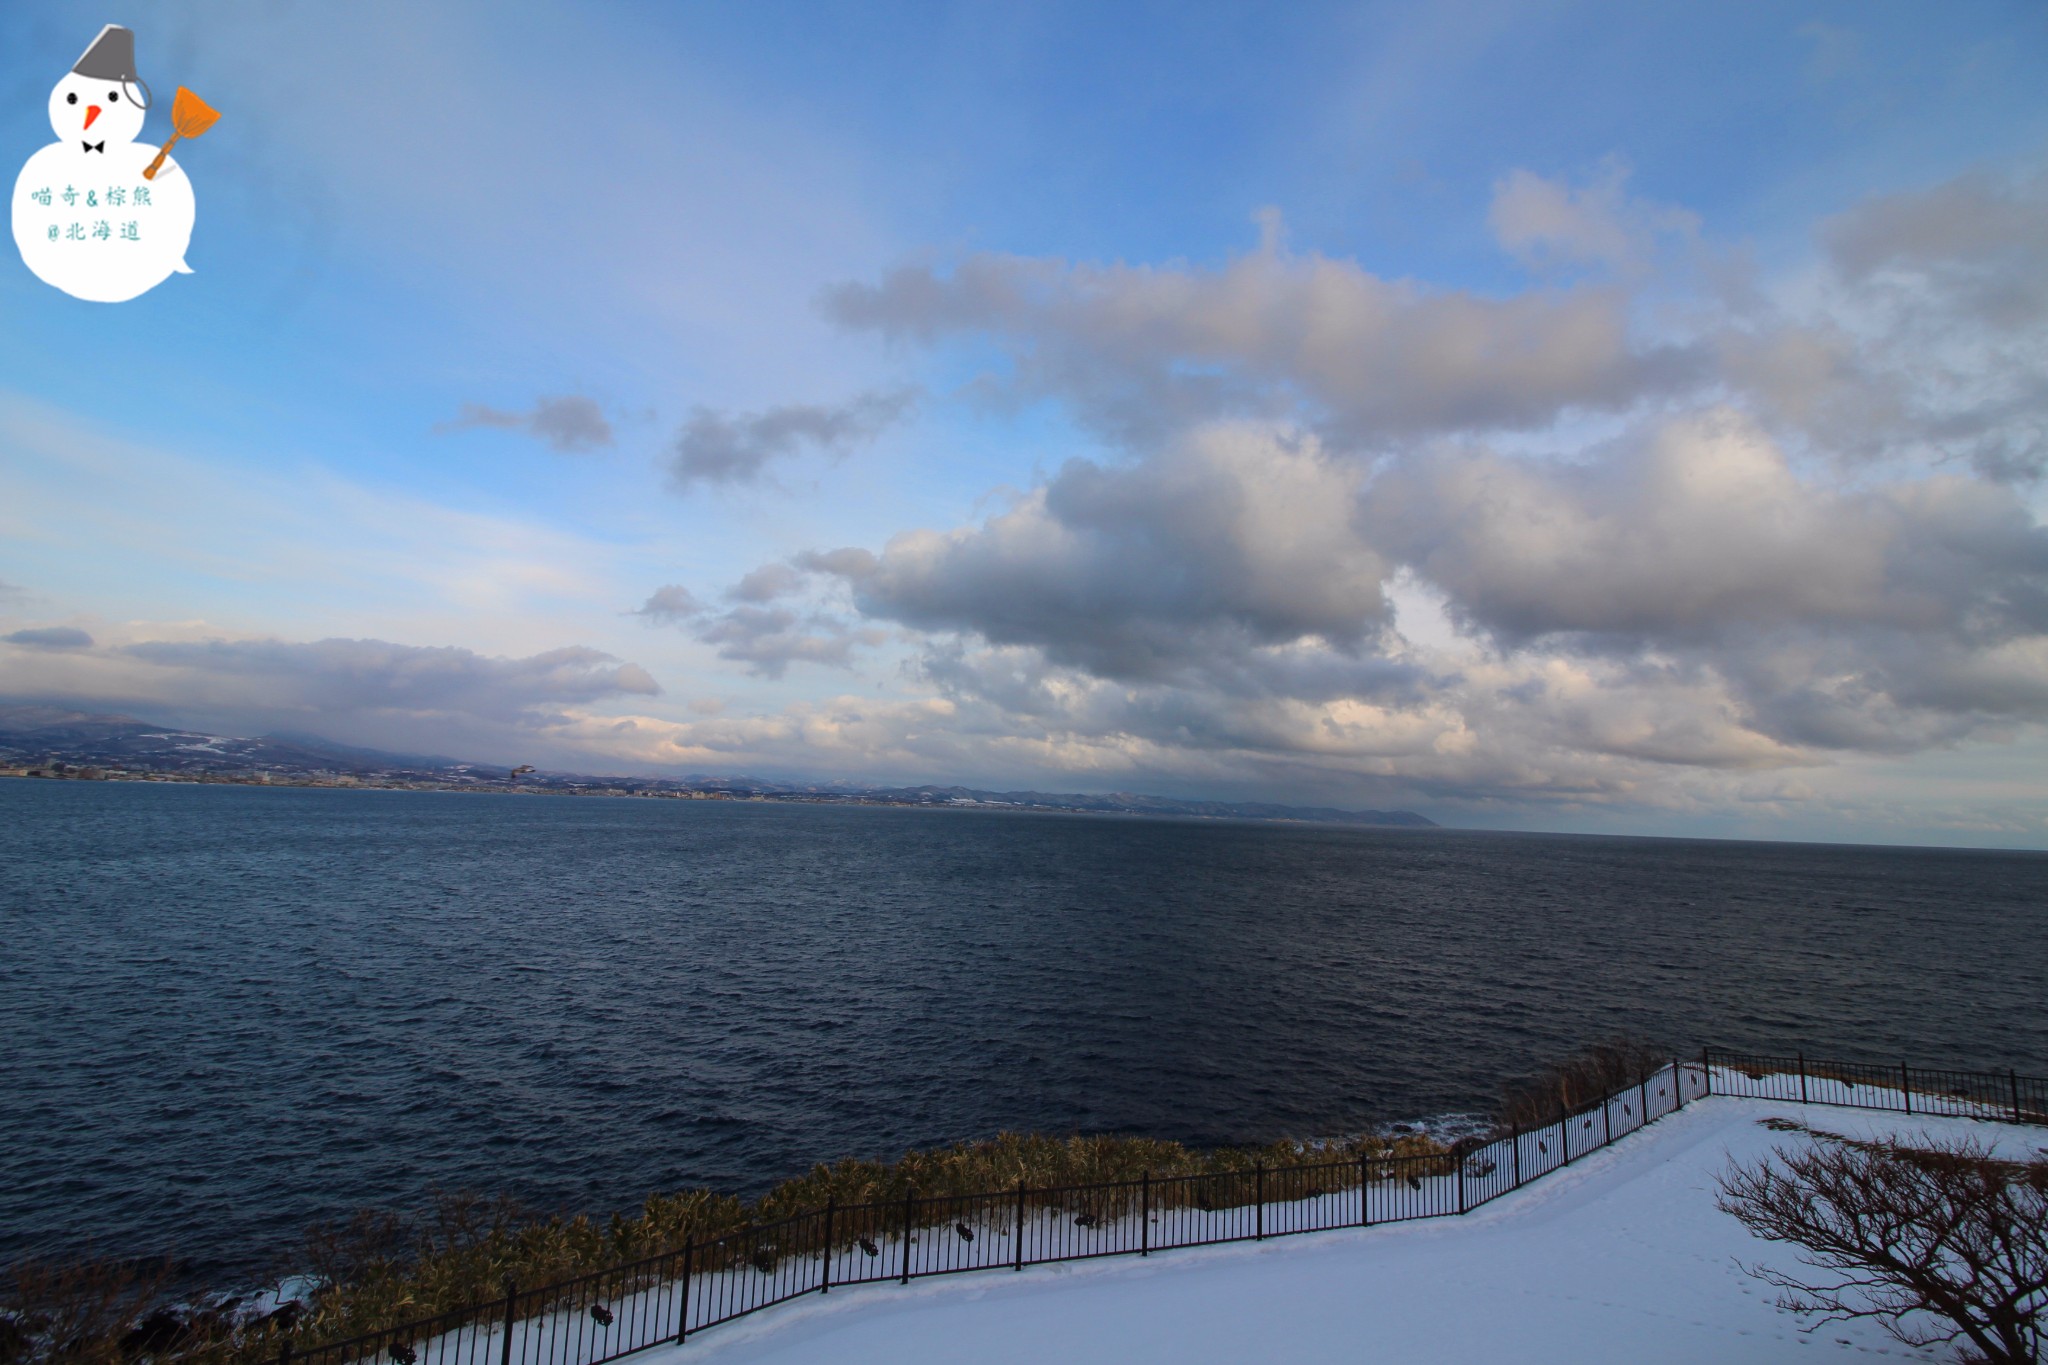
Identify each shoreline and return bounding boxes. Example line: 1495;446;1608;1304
0;770;1443;830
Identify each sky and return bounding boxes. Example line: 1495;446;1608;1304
3;0;2046;846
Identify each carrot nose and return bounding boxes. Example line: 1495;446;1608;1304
84;105;102;130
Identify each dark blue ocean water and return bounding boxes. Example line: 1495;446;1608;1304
2;779;2044;1285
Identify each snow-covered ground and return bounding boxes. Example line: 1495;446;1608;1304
642;1097;2040;1365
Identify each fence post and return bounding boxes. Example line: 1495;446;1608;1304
821;1198;835;1294
1141;1172;1151;1256
501;1276;518;1364
1700;1047;1711;1096
1014;1179;1025;1271
1358;1152;1371;1227
1601;1090;1612;1146
676;1244;691;1344
1560;1100;1573;1166
1456;1152;1466;1214
1639;1070;1650;1127
1798;1052;1808;1105
1901;1062;1912;1115
1255;1162;1265;1241
1510;1121;1522;1188
1671;1058;1683;1111
2014;1070;2025;1124
900;1186;916;1284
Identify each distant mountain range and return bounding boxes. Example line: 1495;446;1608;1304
0;704;1436;828
848;784;1435;826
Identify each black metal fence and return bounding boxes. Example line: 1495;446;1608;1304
287;1050;2045;1365
1699;1047;2048;1125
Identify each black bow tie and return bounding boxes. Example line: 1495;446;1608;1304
82;140;105;153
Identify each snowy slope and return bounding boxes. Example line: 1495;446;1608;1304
650;1098;2040;1364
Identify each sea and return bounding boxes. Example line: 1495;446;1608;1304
2;779;2044;1287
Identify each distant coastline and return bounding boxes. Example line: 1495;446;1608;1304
0;704;1436;829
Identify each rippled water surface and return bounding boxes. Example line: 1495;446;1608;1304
3;780;2044;1282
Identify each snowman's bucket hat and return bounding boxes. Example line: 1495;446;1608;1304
72;24;152;110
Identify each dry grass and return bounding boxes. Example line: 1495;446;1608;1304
753;1128;1446;1221
1495;1035;1672;1130
1731;1060;1892;1089
1;1128;1448;1365
1;1257;177;1365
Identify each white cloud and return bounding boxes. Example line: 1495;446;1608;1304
635;575;883;679
1362;409;2045;644
633;585;709;623
691;606;885;679
824;225;1699;449
1488;160;1699;274
1728;165;2048;479
728;563;805;602
758;156;2048;819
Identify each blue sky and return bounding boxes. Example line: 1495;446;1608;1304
4;0;2047;845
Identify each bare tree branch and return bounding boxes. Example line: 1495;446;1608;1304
1717;1120;2048;1363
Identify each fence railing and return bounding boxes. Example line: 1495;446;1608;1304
1699;1047;2048;1125
286;1050;2045;1365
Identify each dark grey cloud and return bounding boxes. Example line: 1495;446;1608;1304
782;403;2048;780
805;424;1390;682
668;390;915;488
4;626;93;650
119;637;658;720
441;395;615;452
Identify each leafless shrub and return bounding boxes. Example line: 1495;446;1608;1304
1716;1121;2048;1363
1496;1035;1670;1130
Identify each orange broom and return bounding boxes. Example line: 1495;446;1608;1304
142;87;220;181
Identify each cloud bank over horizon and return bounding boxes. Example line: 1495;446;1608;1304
5;2;2045;844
